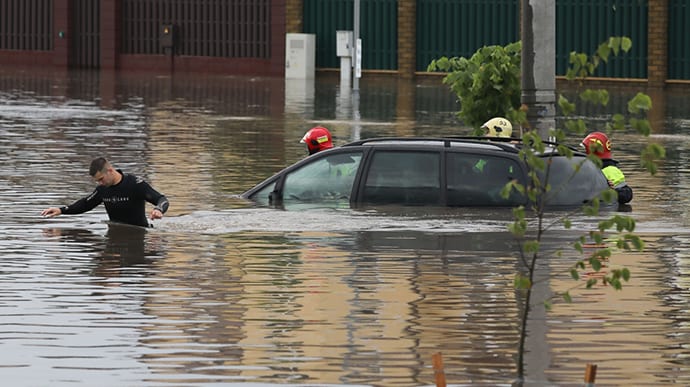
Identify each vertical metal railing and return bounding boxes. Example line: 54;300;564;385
120;0;270;58
416;0;519;72
0;0;52;51
70;0;100;68
556;0;648;78
668;0;690;80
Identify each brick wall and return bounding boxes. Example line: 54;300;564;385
286;0;303;34
647;0;668;88
397;0;416;79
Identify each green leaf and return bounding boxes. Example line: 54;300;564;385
574;241;583;254
597;43;611;63
558;94;576;116
590;257;602;271
627;92;653;114
514;274;532;290
630;118;652;136
523;240;540;254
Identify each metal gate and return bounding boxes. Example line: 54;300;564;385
70;0;100;68
303;0;397;70
556;0;648;78
120;0;271;58
0;0;52;51
417;0;519;71
669;0;690;80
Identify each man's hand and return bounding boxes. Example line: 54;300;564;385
150;208;164;220
41;207;62;218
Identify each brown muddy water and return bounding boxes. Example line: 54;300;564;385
1;68;690;386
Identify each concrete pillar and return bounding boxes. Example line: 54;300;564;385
521;0;556;139
647;0;668;89
397;0;416;79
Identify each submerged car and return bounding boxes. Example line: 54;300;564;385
240;137;610;208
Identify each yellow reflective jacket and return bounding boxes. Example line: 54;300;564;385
602;165;626;188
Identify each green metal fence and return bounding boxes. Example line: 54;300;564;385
416;0;519;71
669;0;690;80
303;0;397;70
556;0;648;78
303;1;685;80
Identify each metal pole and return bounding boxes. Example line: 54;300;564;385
353;0;360;91
351;0;361;140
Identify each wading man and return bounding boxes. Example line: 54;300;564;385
41;157;169;227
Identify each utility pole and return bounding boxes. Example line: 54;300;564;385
521;0;556;139
353;0;361;92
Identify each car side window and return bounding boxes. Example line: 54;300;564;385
282;151;363;202
362;151;440;205
447;153;524;206
250;182;276;205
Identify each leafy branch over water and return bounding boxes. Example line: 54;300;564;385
430;36;665;382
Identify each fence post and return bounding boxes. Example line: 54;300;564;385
432;352;446;387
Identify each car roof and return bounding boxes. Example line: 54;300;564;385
341;136;585;157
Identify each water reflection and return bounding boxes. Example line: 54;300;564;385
1;68;690;385
42;224;161;268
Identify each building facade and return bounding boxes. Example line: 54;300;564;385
0;0;686;86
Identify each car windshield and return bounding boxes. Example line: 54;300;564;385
282;151;363;202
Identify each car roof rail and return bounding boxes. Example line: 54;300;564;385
342;136;584;155
343;136;520;151
445;135;585;154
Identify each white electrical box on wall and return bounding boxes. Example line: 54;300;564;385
285;33;316;79
336;30;353;57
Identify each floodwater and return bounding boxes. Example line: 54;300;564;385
1;67;690;386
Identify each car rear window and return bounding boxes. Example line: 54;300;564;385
446;152;524;206
362;151;441;205
540;155;610;206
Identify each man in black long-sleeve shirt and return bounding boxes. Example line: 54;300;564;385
41;157;169;227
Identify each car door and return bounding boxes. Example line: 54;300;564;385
446;151;526;206
358;149;442;205
276;150;364;206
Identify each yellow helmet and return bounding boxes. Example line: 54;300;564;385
481;117;513;138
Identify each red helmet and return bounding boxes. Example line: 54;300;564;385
300;126;333;155
581;131;612;159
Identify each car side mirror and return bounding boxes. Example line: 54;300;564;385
268;190;282;205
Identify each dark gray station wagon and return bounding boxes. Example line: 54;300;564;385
241;137;610;208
